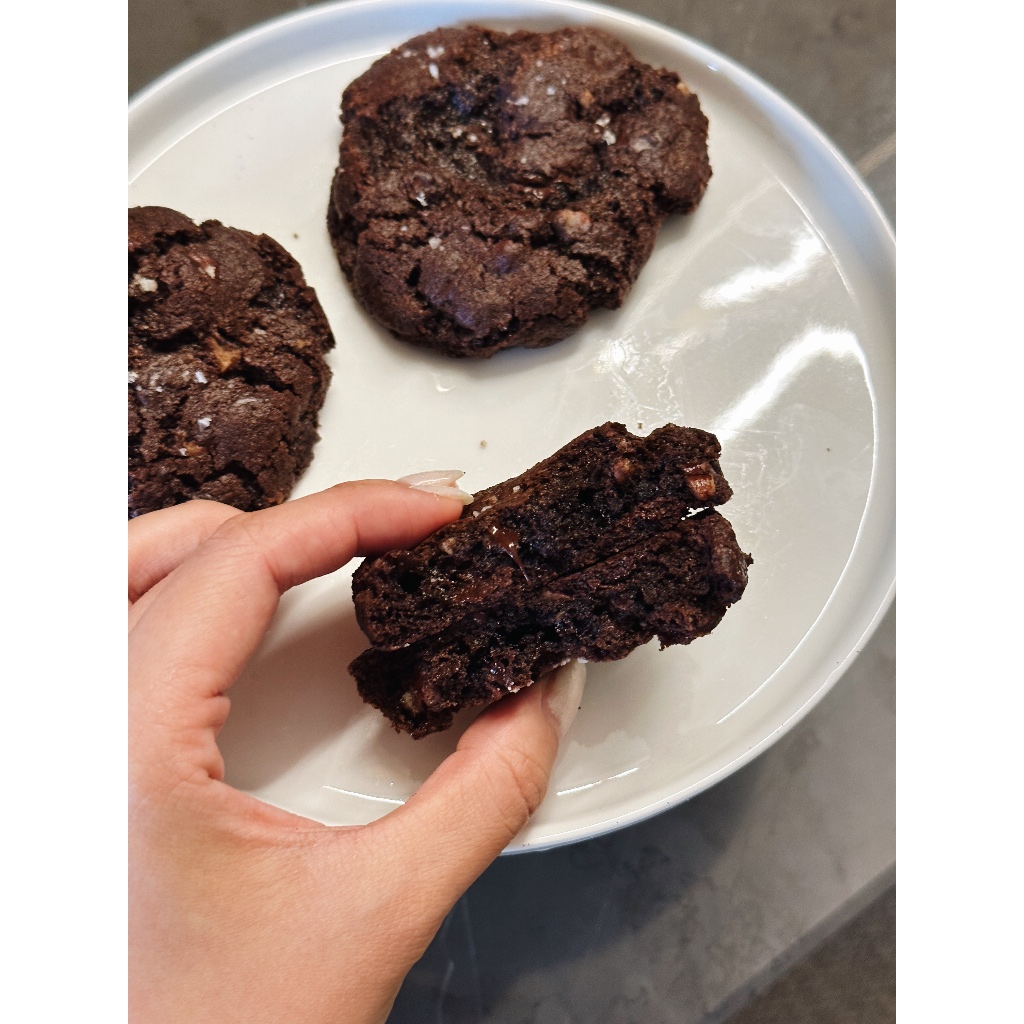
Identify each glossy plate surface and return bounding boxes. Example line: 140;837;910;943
128;0;895;850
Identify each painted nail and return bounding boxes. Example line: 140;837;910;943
397;470;474;505
542;660;587;739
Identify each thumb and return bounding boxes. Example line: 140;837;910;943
369;661;586;911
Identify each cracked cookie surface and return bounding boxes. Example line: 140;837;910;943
128;206;335;518
328;25;711;358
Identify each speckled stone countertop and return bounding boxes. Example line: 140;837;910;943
130;2;895;1020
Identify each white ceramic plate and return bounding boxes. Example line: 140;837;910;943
129;0;895;851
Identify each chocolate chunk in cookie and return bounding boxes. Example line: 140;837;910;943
129;206;335;518
328;25;711;358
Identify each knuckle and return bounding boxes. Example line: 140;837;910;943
207;514;278;578
488;744;550;837
210;511;258;549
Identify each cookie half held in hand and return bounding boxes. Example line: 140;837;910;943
128;206;336;518
328;24;712;358
350;423;751;737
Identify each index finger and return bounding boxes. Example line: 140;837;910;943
129;480;463;714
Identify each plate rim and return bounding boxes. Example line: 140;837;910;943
128;0;896;852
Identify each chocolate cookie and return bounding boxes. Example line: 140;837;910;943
129;206;335;518
328;25;711;358
350;423;751;736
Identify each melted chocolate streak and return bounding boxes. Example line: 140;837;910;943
487;525;529;580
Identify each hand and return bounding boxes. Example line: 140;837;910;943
129;480;586;1023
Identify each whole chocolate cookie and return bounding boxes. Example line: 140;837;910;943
350;423;751;737
328;25;711;358
129;206;335;518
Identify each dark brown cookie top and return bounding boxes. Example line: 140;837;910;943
328;25;711;358
128;206;335;518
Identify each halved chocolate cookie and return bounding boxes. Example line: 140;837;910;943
350;423;751;736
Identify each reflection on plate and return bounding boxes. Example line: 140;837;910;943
128;0;895;851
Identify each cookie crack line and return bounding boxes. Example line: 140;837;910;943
130;315;325;390
128;224;198;262
415;507;724;634
130;346;308;404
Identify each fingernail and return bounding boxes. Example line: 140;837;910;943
542;660;587;739
398;470;474;505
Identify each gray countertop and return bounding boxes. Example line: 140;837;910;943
129;2;895;1019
